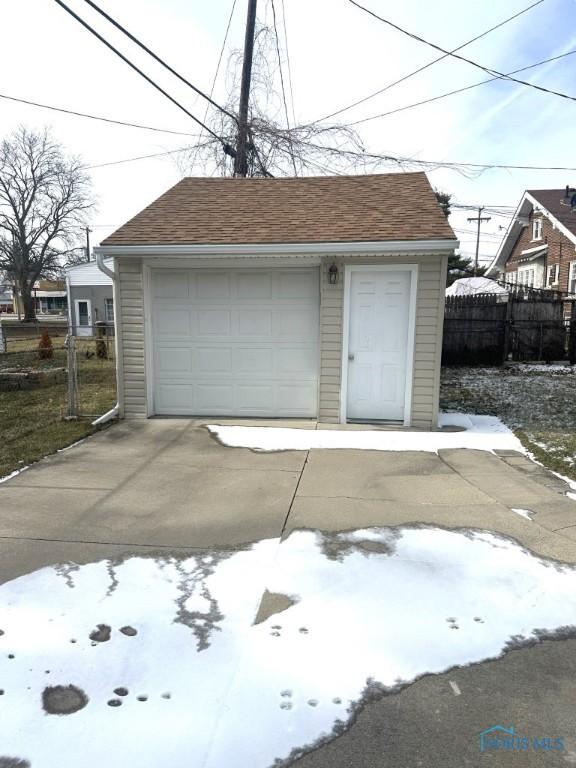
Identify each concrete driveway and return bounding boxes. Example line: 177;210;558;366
2;418;576;767
2;418;576;581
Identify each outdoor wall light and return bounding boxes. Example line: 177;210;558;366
328;263;339;285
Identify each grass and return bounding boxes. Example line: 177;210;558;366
0;335;116;479
441;365;576;482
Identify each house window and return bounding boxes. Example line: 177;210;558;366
546;264;558;287
519;268;535;287
569;262;576;295
105;297;114;323
532;219;543;240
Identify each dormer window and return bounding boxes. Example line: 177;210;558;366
532;218;543;240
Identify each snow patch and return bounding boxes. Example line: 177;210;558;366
208;413;524;454
2;527;576;767
512;508;534;521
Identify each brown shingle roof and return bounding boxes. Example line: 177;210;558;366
528;189;576;239
101;172;456;246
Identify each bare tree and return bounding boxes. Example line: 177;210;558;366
179;26;368;178
0;127;93;321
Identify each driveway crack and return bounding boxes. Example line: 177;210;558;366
281;450;309;537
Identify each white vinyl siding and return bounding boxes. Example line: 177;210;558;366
67;259;113;286
116;258;147;418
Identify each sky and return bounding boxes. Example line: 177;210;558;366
1;0;575;264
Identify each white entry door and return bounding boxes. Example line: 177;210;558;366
75;299;92;336
346;268;414;422
151;268;320;417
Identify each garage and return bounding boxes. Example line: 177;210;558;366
150;267;320;417
97;174;457;426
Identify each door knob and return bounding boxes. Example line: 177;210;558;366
348;353;355;361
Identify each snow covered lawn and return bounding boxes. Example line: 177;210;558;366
441;365;576;481
2;526;576;768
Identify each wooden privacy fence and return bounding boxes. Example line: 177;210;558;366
443;290;574;365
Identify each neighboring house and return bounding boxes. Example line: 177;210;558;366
12;280;67;315
0;284;13;313
487;186;576;294
66;260;114;336
446;276;509;298
94;174;457;426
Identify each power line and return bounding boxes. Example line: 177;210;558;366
52;0;235;154
348;0;576;107
348;48;576;127
0;91;198;137
85;143;210;170
312;0;545;124
280;0;297;128
290;138;576;174
271;0;298;175
80;0;237;123
190;0;237;172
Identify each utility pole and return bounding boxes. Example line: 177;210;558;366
234;0;258;177
85;226;92;262
467;206;491;276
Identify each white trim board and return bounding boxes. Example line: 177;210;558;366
95;239;458;258
340;264;418;426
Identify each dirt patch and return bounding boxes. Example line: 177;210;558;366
42;685;88;715
89;624;111;643
119;625;137;637
320;530;400;562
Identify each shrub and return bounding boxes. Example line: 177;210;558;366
38;329;54;359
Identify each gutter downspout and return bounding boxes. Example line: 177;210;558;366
94;252;119;426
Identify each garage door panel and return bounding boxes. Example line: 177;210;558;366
237;272;273;299
195;272;231;300
233;347;273;374
155;347;193;374
197;310;232;336
156;384;194;410
236;385;275;411
238;310;272;336
277;383;318;412
152;268;319;417
277;347;318;374
278;271;317;299
153;271;190;299
275;309;318;339
195;384;236;411
195;347;233;373
154;308;191;335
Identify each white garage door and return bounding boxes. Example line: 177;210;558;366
151;268;320;417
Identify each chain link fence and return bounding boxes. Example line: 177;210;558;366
0;322;116;420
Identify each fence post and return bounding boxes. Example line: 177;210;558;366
66;333;78;419
502;295;513;363
570;312;576;366
0;318;4;354
95;321;108;359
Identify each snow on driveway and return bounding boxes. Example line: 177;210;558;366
208;412;525;454
1;526;576;768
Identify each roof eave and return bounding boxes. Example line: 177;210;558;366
95;238;459;258
486;193;533;276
